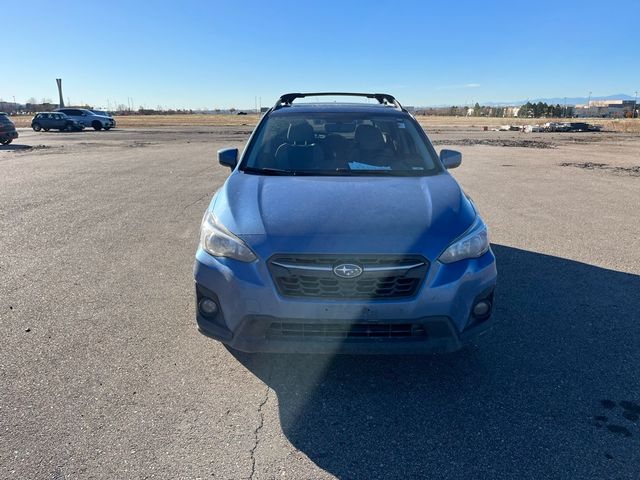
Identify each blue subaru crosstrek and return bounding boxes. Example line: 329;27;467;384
194;92;497;354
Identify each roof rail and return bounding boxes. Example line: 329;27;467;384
273;92;405;111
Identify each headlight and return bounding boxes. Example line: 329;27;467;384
439;216;490;263
200;211;256;262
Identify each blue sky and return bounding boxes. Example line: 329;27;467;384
2;0;638;109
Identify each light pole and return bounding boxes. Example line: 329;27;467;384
56;78;64;108
587;91;592;118
634;91;638;118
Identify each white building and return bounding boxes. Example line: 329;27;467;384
574;99;636;118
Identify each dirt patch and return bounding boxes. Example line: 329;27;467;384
563;136;610;144
560;162;640;177
432;138;554;149
8;144;60;153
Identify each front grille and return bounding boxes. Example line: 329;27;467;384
268;254;428;299
267;322;427;340
277;275;420;298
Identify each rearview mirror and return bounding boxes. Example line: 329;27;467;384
218;148;238;170
440;149;462;169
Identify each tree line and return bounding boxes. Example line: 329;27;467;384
2;97;576;118
516;101;573;118
416;102;575;118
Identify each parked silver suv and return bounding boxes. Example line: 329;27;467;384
55;108;116;131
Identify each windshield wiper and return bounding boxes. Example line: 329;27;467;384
242;166;295;176
242;167;335;176
242;167;424;177
334;168;408;176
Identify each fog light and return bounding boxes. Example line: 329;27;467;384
472;300;491;318
199;298;219;317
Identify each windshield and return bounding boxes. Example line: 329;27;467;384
0;115;13;125
241;112;440;176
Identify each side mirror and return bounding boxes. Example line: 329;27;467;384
440;149;462;169
218;148;238;170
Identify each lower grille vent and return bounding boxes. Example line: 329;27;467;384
267;322;427;340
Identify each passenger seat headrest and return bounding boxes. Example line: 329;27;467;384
355;124;385;150
287;122;315;145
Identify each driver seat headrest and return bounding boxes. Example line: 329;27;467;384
287;122;315;145
355;124;385;150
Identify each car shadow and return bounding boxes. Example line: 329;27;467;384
0;143;34;151
230;244;640;478
33;130;85;134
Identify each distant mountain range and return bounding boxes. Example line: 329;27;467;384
483;94;635;107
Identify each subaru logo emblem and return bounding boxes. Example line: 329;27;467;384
333;263;363;279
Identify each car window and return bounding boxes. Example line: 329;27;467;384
242;112;440;176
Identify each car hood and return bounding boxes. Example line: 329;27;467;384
211;172;476;260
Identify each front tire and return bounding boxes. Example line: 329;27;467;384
1;138;12;145
92;121;102;131
32;123;42;132
44;128;50;132
103;126;111;131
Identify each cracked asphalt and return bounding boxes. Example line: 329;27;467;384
1;126;639;479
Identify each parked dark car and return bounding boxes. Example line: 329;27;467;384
31;112;84;132
55;108;115;130
0;113;19;145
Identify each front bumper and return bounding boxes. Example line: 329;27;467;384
194;249;497;354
